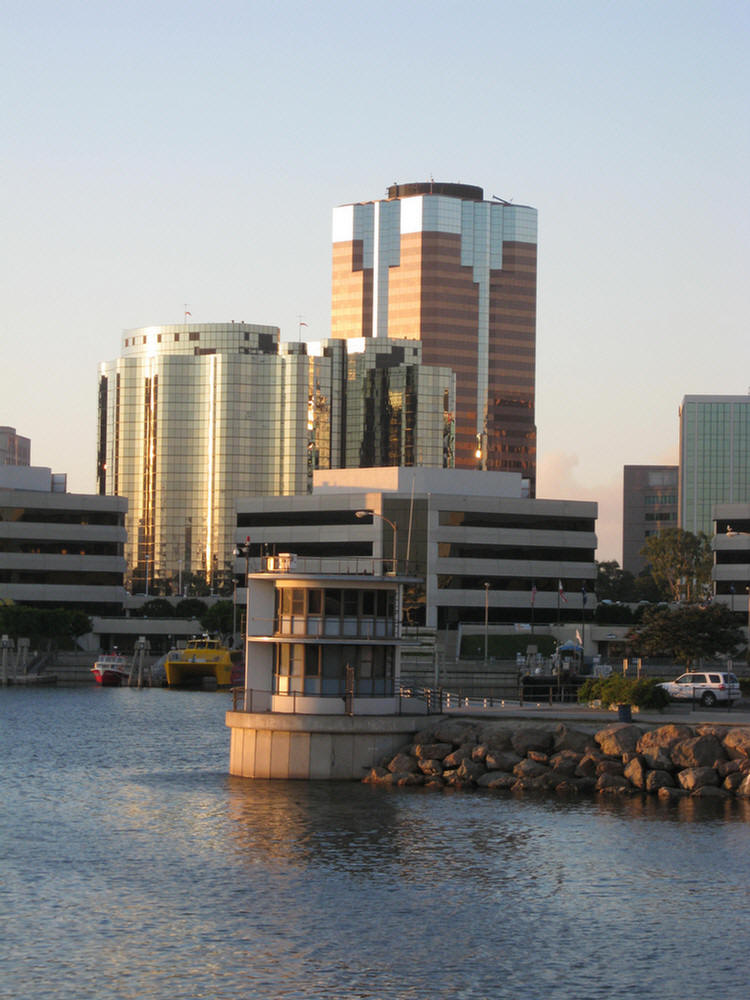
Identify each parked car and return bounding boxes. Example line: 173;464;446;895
657;671;741;707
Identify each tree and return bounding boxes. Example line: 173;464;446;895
627;603;742;667
175;598;208;619
595;561;637;602
200;600;234;637
640;528;713;604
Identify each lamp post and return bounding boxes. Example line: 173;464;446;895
483;581;490;667
234;536;251;704
355;509;397;575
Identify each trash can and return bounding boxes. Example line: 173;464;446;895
617;704;632;723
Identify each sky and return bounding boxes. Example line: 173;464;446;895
3;0;749;562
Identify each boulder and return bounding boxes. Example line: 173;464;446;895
724;772;745;793
549;750;582;777
670;734;726;769
691;785;729;799
723;728;750;760
484;772;517;790
475;722;515;750
457;759;486;783
513;758;550;779
636;724;694;765
595;723;642;757
596;772;635;795
528;750;549;764
511;726;555;756
414;742;453;761
485;750;522;772
553;723;596;754
716;759;741;779
645;769;675;792
575;755;600;779
443;745;474;768
418;758;443;777
388;752;418;774
596;759;625;777
428;720;479;746
677;767;719;792
396;772;424;786
657;786;689;801
735;774;750;798
472;744;489;762
624;757;648;790
363;766;389;783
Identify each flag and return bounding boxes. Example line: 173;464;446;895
184;310;192;317
530;583;536;607
582;584;587;606
576;629;582;645
558;580;567;603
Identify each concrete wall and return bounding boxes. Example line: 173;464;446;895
226;711;429;780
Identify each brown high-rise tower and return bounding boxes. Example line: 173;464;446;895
331;182;537;493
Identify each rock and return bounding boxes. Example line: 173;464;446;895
723;728;750;760
429;720;479;746
418;758;443;777
724;772;745;793
645;770;674;792
485;772;517;790
575;754;600;779
624;757;648;789
735;774;750;798
475;722;514;750
670;735;726;769
388;752;418;774
595;723;642;757
363;766;389;783
414;742;453;761
596;759;624;776
596;772;635;795
443;745;474;768
553;723;596;754
527;750;549;764
457;759;486;783
691;785;729;799
513;758;550;779
677;767;719;792
716;759;741;779
549;750;581;777
637;724;694;766
485;750;522;772
472;744;489;762
658;786;689;801
511;726;554;756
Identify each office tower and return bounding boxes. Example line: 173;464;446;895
622;465;678;574
98;325;453;593
331;181;538;492
0;426;31;466
679;395;750;536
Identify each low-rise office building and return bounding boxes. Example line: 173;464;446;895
0;466;127;615
234;467;597;632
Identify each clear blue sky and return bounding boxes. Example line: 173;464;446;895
3;0;749;561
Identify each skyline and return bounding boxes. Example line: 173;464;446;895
3;1;749;563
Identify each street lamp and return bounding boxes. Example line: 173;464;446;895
234;537;251;702
355;509;397;575
483;581;490;666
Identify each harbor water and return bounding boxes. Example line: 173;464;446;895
2;686;749;1000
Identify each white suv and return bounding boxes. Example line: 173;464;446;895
658;671;741;708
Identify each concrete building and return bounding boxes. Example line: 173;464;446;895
679;394;750;537
622;465;678;574
0;466;127;615
98;324;454;593
0;427;31;466
234;468;596;633
331;182;538;491
711;504;750;620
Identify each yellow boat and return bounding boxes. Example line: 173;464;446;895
164;636;242;688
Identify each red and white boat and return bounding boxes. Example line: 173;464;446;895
91;652;130;687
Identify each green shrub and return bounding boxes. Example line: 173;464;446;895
578;674;670;710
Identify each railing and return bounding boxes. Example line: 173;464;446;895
242;555;419;578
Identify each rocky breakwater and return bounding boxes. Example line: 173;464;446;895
363;719;750;801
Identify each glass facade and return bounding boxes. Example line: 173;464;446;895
679;397;750;537
99;326;455;592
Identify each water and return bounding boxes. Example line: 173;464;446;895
2;687;749;1000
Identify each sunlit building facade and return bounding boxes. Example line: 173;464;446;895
0;426;31;466
331;182;538;492
98;325;454;592
679;395;750;537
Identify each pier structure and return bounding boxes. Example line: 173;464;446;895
226;554;426;780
